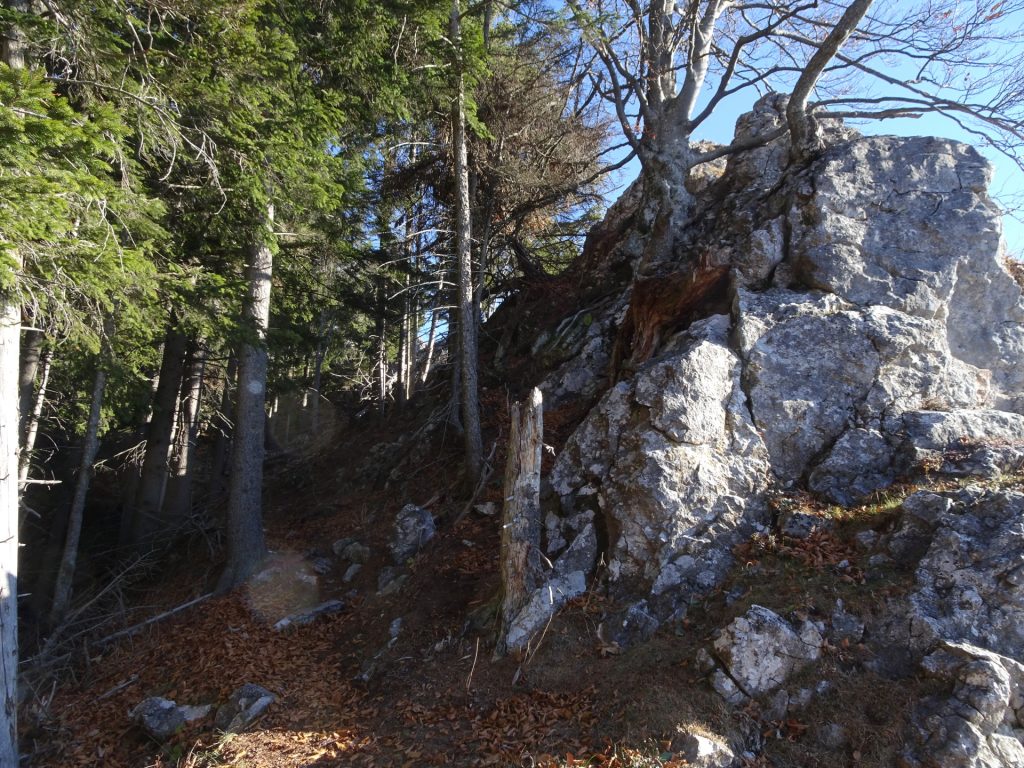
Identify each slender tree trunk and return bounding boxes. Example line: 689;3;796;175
218;205;274;591
0;280;19;767
311;340;325;434
18;328;42;444
309;311;332;434
451;0;483;482
210;355;237;497
786;0;874;159
126;324;187;548
397;278;410;408
1;4;29;760
49;346;109;628
18;347;50;488
420;299;439;385
496;388;543;656
163;341;206;525
375;279;387;416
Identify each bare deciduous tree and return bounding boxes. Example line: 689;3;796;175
568;0;1024;264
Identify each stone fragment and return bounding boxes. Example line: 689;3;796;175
214;684;276;733
309;557;333;576
904;642;1024;767
830;600;865;644
130;697;211;741
389;505;435;564
377;566;408;596
331;537;356;557
273;599;345;631
711;606;822;698
503;571;587;653
674;732;736;768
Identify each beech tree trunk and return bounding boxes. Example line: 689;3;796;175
49;346;109;628
787;0;875;159
163;341;206;525
218;205;274;591
18;346;51;487
496;387;543;657
1;3;29;760
451;0;483;482
126;324;187;548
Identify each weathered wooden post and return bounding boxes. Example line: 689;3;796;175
496;387;543;656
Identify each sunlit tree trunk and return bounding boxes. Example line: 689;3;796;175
1;2;29;760
18;328;42;445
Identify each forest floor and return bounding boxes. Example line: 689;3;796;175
23;380;1018;768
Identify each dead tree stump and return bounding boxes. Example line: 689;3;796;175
496;387;543;656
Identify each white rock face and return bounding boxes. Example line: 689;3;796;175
550;314;770;628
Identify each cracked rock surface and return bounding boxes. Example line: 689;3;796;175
707;605;823;703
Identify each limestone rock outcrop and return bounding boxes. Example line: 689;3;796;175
541;95;1024;643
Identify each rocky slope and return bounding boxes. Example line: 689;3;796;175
515;95;1024;766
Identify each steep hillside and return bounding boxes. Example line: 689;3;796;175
29;99;1024;768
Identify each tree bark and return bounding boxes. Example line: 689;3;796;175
420;299;438;385
311;337;325;434
18;328;42;445
451;0;483;482
496;387;543;657
125;324;187;549
48;341;109;628
0;279;19;767
375;278;387;416
1;3;30;760
210;355;237;497
787;0;875;159
18;346;50;488
163;340;206;525
218;205;274;591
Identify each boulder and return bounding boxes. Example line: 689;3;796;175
551;314;770;639
503;571;587;654
389;505;435;564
